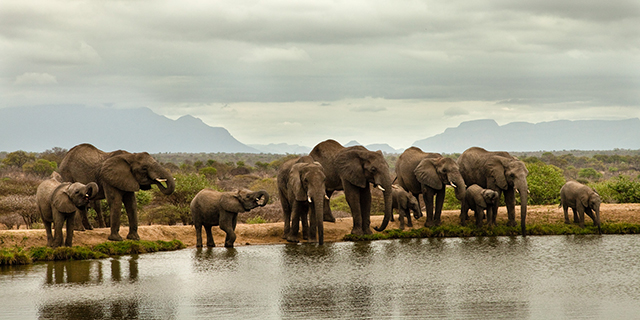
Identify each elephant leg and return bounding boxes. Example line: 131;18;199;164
405;208;413;228
52;210;64;248
585;208;596;225
422;189;435;227
288;202;302;242
219;211;237;248
280;198;292;239
359;185;372;235
433;189;445;226
65;214;75;247
73;210;86;231
344;183;364;235
413;194;423;219
398;208;406;230
563;205;571;224
93;200;106;228
460;202;469;226
323;190;336;222
573;208;580;223
308;203;317;242
107;190;124;241
43;220;54;247
474;207;484;228
301;208;309;240
504;188;517;227
577;205;586;228
122;192;139;240
486;207;495;227
80;206;93;230
194;223;204;247
205;225;215;247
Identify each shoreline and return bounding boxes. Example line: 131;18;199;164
2;204;640;249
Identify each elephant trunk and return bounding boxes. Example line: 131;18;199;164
256;191;269;206
374;187;393;232
154;167;176;195
312;193;325;244
516;181;528;237
595;206;602;234
449;173;466;201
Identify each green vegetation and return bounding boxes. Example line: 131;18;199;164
344;222;640;242
0;240;186;265
246;216;268;224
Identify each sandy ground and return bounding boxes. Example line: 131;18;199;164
2;203;639;249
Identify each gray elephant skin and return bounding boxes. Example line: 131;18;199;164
58;143;176;241
390;185;421;230
457;147;529;236
461;184;499;228
396;147;466;227
310;140;393;235
560;181;602;233
277;156;327;244
36;172;99;247
190;188;269;248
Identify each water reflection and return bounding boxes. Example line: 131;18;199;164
44;256;139;285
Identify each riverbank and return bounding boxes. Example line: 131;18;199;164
2;203;639;249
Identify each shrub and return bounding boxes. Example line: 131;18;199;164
156;173;216;207
578;168;603;181
248;178;278;204
0;194;38;228
22;159;57;177
1;151;36;168
443;187;461;210
199;167;218;179
526;162;566;205
603;175;640;203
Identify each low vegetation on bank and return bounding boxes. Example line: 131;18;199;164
0;240;185;266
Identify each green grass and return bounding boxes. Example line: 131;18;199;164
344;222;640;241
0;240;186;265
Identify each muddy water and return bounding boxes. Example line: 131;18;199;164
1;235;640;319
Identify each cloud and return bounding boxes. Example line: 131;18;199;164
349;106;387;113
240;47;311;63
444;107;469;117
14;73;58;85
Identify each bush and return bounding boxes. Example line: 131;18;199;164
600;175;640;203
526;162;566;205
246;216;268;224
0;194;38;228
156;173;216;207
578;168;603;181
443;187;461;210
1;151;36;168
199;167;218;179
248;178;278;204
22;159;57;177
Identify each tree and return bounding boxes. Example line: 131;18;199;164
526;162;566;205
22;159;57;177
2;151;36;168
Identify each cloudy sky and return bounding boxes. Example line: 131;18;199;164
1;0;639;149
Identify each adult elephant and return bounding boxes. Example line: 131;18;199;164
310;140;393;235
277;156;327;244
457;147;529;236
59;143;176;241
395;147;466;227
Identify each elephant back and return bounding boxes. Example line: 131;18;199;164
59;143;107;184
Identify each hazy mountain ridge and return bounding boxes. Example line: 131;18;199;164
0;106;258;153
413;118;640;153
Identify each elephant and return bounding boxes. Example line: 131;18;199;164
391;185;421;230
277;156;327;244
560;181;602;233
395;147;466;227
58;143;175;241
460;184;499;227
36;172;99;247
457;147;529;236
190;188;269;248
309;140;393;235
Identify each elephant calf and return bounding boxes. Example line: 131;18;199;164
191;188;269;248
560;181;602;233
391;185;421;230
36;172;99;247
461;184;499;227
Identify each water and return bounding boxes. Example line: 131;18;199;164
1;235;640;319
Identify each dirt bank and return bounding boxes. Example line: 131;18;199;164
2;203;639;249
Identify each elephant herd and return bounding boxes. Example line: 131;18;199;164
35;141;601;249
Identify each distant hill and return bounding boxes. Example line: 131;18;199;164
344;140;402;153
0;106;259;153
249;143;311;154
413;118;640;153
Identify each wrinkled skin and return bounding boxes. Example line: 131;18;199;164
59;143;175;241
461;184;499;228
310;140;393;235
458;147;529;236
391;185;421;230
560;181;602;233
36;172;99;247
191;188;269;248
277;156;327;244
396;147;466;227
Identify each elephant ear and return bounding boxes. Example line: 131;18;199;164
415;159;442;190
221;191;246;213
335;149;367;188
580;193;590;209
475;190;489;208
54;184;78;213
487;158;508;190
288;164;307;202
101;155;140;192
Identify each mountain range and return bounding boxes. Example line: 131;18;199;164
1;106;639;154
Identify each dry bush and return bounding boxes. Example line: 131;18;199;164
216;175;261;191
238;203;283;223
0;194;38;228
0;213;26;229
0;170;42;196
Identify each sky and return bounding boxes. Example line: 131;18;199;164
1;0;639;149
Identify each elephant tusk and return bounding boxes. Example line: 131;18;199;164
376;185;385;192
308;196;312;203
450;182;457;188
325;195;330;200
156;178;167;182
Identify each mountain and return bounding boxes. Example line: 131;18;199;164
343;140;402;153
0;106;259;153
249;143;311;154
413;118;640;153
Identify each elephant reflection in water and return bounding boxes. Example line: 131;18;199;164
45;256;139;285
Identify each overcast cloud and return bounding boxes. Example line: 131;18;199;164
1;0;639;149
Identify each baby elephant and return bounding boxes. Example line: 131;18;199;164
560;181;602;233
191;188;269;248
391;185;421;230
36;172;99;247
461;184;499;227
